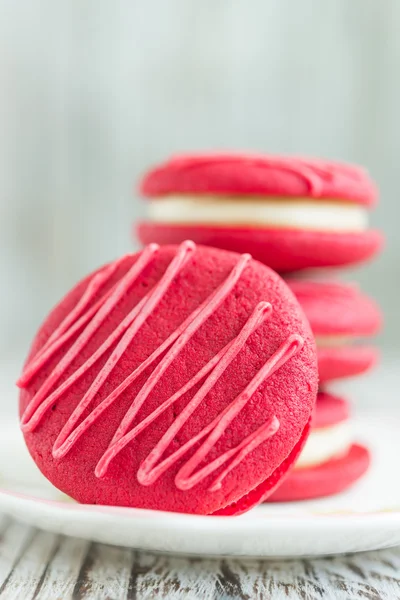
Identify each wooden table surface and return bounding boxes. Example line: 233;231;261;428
0;516;399;599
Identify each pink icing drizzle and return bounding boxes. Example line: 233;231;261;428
20;241;304;492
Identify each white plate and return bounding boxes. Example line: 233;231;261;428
0;413;399;558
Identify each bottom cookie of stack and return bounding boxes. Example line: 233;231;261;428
267;391;370;502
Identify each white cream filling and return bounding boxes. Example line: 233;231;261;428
315;335;353;347
148;195;368;232
295;421;352;469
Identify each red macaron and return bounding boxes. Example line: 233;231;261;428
137;153;383;273
312;390;350;428
140;153;377;204
268;444;370;502
268;391;370;502
18;242;318;516
287;279;382;382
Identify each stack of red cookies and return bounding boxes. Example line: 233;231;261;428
137;153;383;502
16;152;382;515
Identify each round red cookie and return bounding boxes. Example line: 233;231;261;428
318;346;379;383
287;279;381;382
18;242;318;516
137;224;383;274
137;153;383;272
287;280;382;337
140;153;377;205
267;444;370;502
312;391;349;429
268;391;369;502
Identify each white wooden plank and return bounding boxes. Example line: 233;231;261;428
0;529;58;600
0;520;34;585
0;525;399;599
129;552;220;600
130;548;400;600
217;550;400;600
72;542;134;600
312;548;400;600
218;556;327;600
32;536;89;600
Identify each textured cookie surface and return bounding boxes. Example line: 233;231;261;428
19;243;317;515
267;444;370;502
137;223;383;273
140;153;377;205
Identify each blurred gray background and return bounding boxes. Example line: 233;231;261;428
0;0;398;368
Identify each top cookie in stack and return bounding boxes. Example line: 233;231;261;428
137;153;383;273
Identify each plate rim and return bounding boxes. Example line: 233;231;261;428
1;486;400;527
1;487;400;558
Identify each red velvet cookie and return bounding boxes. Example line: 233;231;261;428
268;445;370;502
318;346;379;383
18;242;318;515
268;391;370;501
287;280;382;382
137;153;383;273
137;224;382;274
312;391;350;428
140;153;377;204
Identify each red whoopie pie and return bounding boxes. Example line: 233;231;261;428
137;153;383;273
268;391;370;502
287;279;382;382
18;242;318;515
